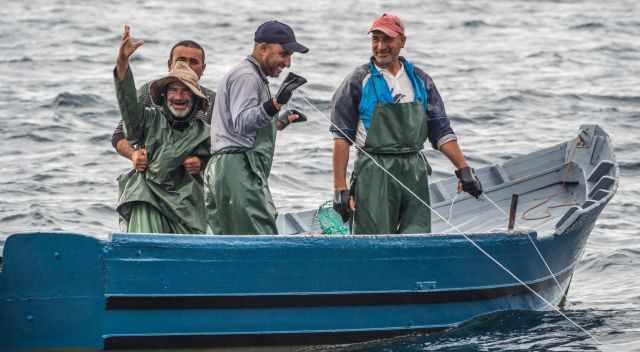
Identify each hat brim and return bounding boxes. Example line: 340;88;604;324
368;27;401;38
282;41;309;54
149;76;207;105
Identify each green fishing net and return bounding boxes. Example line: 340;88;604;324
314;201;349;235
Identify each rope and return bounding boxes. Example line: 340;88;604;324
300;95;602;345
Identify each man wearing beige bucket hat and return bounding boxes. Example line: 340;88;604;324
111;39;215;176
114;25;211;234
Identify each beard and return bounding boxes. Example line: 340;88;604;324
168;100;193;119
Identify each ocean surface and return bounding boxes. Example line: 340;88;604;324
1;0;638;350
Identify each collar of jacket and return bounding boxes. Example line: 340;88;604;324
246;55;269;84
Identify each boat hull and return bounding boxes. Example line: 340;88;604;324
0;125;617;351
0;216;600;350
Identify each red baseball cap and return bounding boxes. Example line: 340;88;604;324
368;13;405;38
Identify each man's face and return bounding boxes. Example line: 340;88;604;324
260;44;292;78
170;46;206;78
371;31;405;68
165;81;194;119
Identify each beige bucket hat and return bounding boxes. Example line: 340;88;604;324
149;61;208;111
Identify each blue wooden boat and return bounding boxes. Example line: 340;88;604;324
0;125;618;351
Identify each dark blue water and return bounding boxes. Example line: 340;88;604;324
1;0;638;350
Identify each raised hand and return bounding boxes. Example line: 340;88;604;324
116;25;144;80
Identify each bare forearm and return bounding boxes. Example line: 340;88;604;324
116;139;135;160
333;138;350;190
439;140;468;170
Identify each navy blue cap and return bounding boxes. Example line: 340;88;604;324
254;20;309;54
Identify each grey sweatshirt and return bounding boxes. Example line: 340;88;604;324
211;55;279;153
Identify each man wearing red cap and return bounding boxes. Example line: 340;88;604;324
330;13;483;234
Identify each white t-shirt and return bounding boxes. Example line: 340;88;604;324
355;62;415;147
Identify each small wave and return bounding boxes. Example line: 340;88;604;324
495;95;525;104
593;44;638;53
448;115;476;124
49;92;107;108
32;174;55;182
305;82;336;93
89;204;116;213
0;213;28;222
88;134;111;143
71;40;111;48
0;56;34;64
579;248;640;273
570;22;605;30
526;51;563;60
581;93;640;104
463;20;489;28
213;22;232;28
619;161;640;171
8;133;54;143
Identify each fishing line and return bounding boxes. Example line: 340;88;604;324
481;192;565;296
447;192;461;223
299;95;603;345
480;144;580;298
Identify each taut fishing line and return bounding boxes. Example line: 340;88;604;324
299;94;603;345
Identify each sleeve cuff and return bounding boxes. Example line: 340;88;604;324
437;134;458;150
262;100;279;117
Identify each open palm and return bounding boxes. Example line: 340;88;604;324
118;25;144;61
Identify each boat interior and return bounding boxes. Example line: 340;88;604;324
277;126;617;237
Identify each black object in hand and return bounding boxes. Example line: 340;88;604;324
333;189;352;223
276;72;307;105
287;109;307;123
455;167;483;198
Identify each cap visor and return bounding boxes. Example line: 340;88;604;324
283;41;309;54
368;27;400;38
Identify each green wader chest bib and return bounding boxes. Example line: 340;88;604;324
117;115;210;234
352;101;432;234
205;119;278;235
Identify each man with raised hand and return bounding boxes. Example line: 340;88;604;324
205;20;308;235
112;39;215;176
330;13;482;234
114;25;211;234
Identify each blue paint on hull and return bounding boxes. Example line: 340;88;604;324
0;125;618;351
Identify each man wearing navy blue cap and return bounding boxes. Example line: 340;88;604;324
205;20;309;235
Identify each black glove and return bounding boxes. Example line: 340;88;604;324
275;72;307;105
277;109;307;129
455;167;483;199
287;109;307;123
333;189;352;223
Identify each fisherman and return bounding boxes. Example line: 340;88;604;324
114;25;211;234
330;13;483;234
205;20;309;235
111;39;215;176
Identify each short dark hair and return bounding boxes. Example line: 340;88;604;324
167;40;206;66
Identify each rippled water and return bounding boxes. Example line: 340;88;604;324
1;0;639;350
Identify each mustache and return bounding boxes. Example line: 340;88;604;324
169;99;192;105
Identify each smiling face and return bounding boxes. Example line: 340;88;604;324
255;43;292;77
165;81;194;119
370;30;405;69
